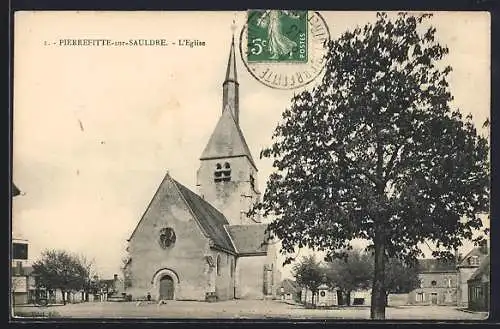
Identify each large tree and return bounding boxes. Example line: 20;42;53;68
32;250;94;305
325;249;373;305
253;12;489;319
292;255;325;306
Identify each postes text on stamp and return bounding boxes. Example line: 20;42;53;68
240;10;330;90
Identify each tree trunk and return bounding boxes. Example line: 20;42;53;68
370;230;386;320
385;293;389;307
346;291;351;306
61;290;66;305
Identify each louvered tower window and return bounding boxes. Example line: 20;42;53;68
214;162;231;182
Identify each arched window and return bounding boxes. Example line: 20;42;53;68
216;255;221;276
214;162;231;182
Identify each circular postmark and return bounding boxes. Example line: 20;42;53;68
239;10;330;90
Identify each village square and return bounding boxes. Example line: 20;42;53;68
11;11;490;320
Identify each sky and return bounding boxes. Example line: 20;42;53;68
12;11;490;279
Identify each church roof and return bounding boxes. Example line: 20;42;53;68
128;173;236;254
226;224;269;255
173;178;236;254
200;106;257;169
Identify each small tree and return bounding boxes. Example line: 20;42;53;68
292;255;324;306
384;258;420;306
325;249;373;305
32;250;92;305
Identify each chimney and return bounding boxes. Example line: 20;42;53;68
479;240;488;254
114;274;118;281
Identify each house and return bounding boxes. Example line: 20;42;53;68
457;240;489;307
300;286;371;307
99;274;126;300
277;278;301;301
467;255;490;312
408;258;458;305
11;261;36;305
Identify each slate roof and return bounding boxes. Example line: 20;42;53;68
226;224;269;255
468;255;490;282
173;178;236;254
458;245;489;267
417;259;457;273
128;173;273;256
199;105;257;169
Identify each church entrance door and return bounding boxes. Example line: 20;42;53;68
159;275;174;300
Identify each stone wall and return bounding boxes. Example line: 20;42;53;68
408;272;458;305
457;267;478;307
214;251;236;300
236;255;266;299
126;177;212;301
197;157;260;225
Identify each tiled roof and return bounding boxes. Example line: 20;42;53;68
280;278;301;293
468;255;490;282
417;259;457;273
226;224;268;255
199;106;257;169
174;179;236;254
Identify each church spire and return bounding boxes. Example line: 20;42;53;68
224;35;238;83
222;23;239;124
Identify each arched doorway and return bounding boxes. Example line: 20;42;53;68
159;275;174;300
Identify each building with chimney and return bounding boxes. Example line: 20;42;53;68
123;35;280;302
408;258;458;306
457;240;489;307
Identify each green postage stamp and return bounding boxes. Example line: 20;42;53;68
247;10;308;63
241;10;330;89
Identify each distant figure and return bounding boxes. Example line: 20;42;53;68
257;10;301;59
147;292;151;302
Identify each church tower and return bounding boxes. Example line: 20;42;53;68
196;36;261;225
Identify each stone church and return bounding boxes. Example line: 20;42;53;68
123;36;281;302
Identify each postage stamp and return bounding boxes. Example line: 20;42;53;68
247;10;308;63
240;10;330;90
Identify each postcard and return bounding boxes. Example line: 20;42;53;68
11;10;490;320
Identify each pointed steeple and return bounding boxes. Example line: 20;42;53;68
224;35;238;83
200;103;257;169
222;26;239;124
